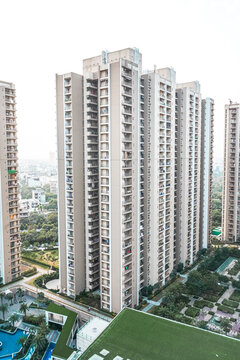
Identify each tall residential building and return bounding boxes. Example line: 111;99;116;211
56;73;86;297
222;102;240;242
199;98;214;248
83;48;144;312
56;48;213;313
175;82;201;265
0;81;21;284
142;68;176;287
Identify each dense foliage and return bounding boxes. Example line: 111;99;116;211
21;212;58;248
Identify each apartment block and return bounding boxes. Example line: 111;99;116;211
83;48;144;312
0;81;21;284
199;98;214;248
175;82;201;265
56;73;86;297
142;68;176;287
222;102;240;242
56;48;213;314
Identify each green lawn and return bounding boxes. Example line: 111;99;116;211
46;302;77;359
80;308;240;360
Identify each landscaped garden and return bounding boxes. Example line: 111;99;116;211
150;247;240;338
0;288;54;359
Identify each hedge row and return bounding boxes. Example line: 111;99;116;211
217;304;235;314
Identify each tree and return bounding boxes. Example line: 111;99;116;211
186;271;206;295
6;293;13;305
20;303;28;316
18;336;27;351
17;288;25;301
220;318;231;333
0;303;8;320
0;292;5;305
197;320;208;329
9;313;19;327
177;262;184;273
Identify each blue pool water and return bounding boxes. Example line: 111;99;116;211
42;342;55;360
0;329;26;358
216;257;236;274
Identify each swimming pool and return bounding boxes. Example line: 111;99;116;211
42;342;55;360
216;257;236;274
0;329;26;359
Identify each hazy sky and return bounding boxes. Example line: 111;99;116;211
1;0;240;162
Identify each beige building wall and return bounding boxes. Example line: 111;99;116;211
175;82;201;265
222;103;240;242
0;81;21;284
199;98;214;249
83;48;143;312
56;73;85;297
142;68;176;286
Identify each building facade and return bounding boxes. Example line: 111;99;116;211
222;102;240;242
175;82;201;265
0;81;21;284
56;73;86;297
56;48;214;313
199;98;214;248
142;68;176;287
83;48;144;312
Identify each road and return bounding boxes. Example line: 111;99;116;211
0;265;112;323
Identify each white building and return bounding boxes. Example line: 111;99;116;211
76;317;109;355
32;188;46;203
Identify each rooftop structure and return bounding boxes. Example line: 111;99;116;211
46;303;78;360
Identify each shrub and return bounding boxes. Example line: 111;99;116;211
23;315;45;326
22;267;37;277
194;300;214;309
232;280;240;289
222;299;238;308
208;311;215;316
217;305;235;314
218;275;229;283
203;294;219;302
180;316;193;325
230;317;236;322
230;290;240;302
185;306;200;318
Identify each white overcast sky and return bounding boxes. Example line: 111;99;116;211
0;0;239;162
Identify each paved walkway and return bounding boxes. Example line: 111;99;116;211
1;271;112;323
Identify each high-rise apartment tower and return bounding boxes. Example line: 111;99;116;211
175;82;201;265
222;102;240;242
0;81;21;284
199;98;214;248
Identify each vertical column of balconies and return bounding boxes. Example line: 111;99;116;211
193;96;200;259
139;78;145;291
121;65;133;308
99;68;111;311
85;79;99;290
187;94;195;262
64;76;75;296
158;82;172;284
5;87;21;278
227;106;239;240
209;102;214;239
164;83;172;281
159;82;166;284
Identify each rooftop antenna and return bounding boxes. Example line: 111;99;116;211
154;64;157;72
229;99;232;104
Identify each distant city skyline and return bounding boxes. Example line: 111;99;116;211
0;0;239;161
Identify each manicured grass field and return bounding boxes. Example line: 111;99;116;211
81;308;240;360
